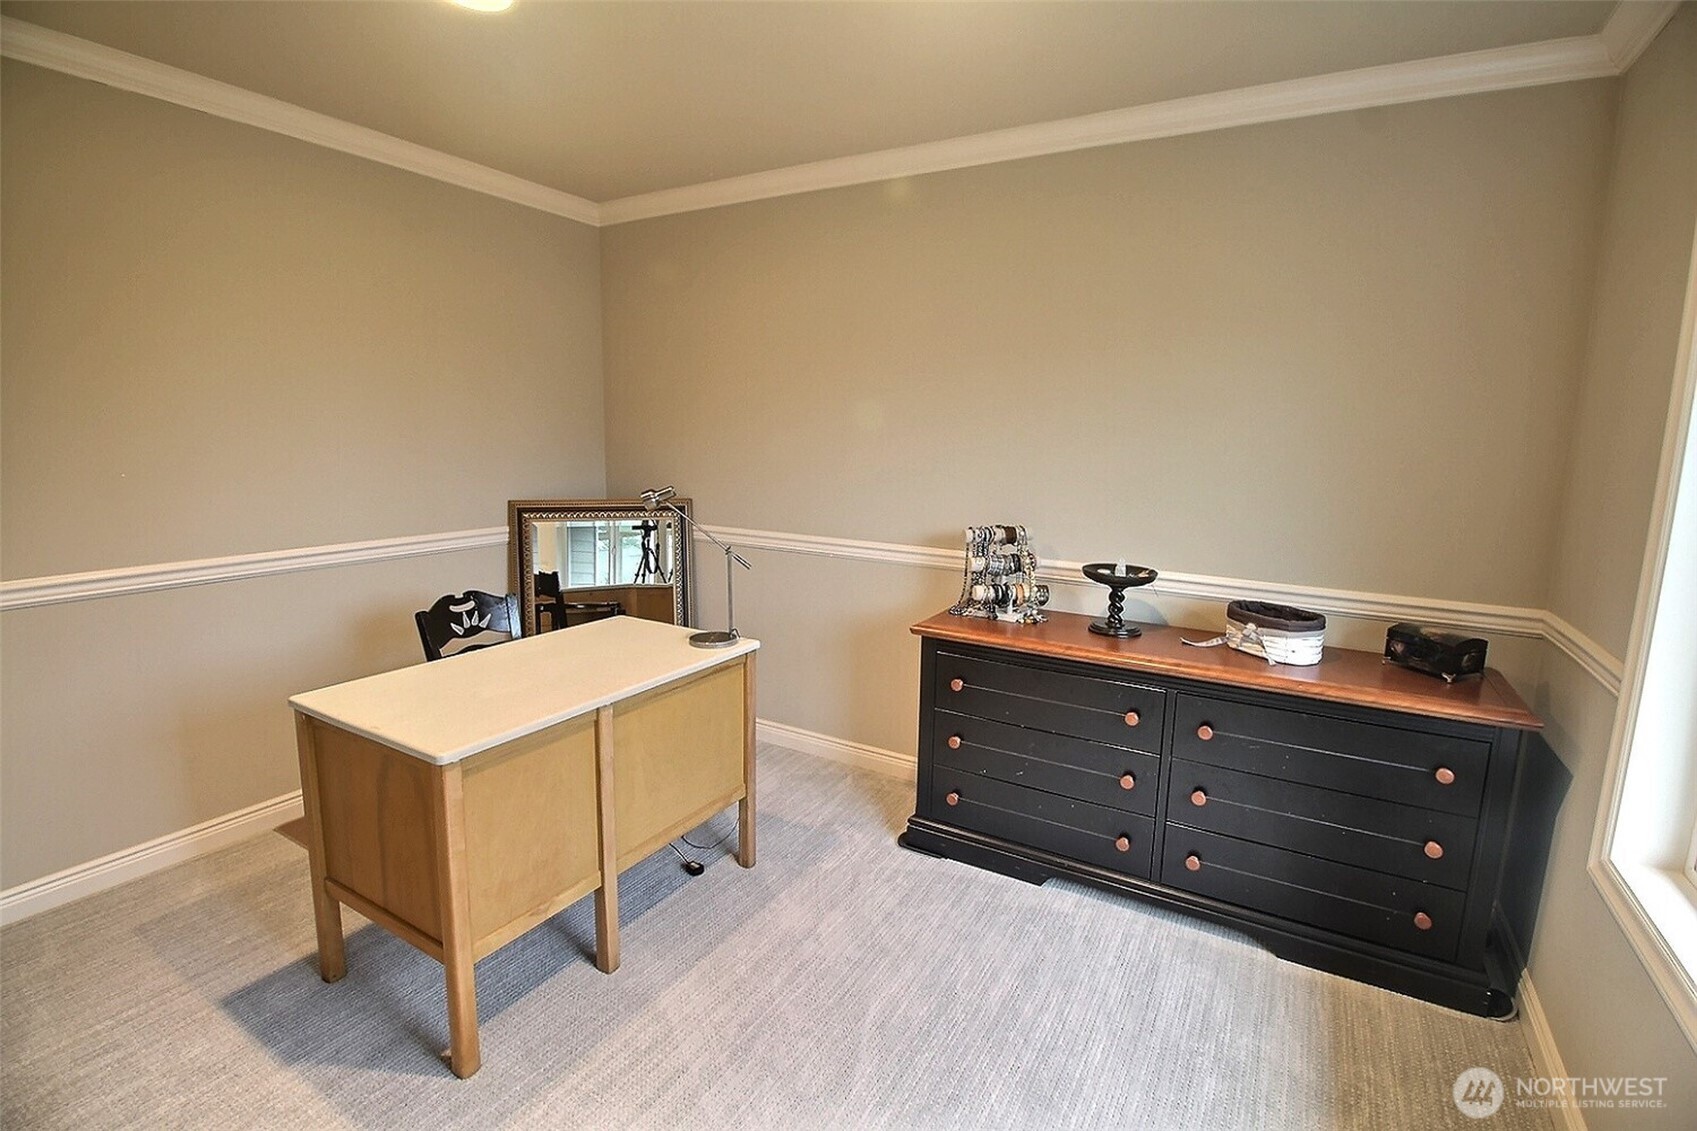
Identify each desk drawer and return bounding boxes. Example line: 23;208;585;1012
935;651;1164;750
1172;694;1488;816
928;772;1153;879
933;710;1159;816
1160;827;1464;962
1166;760;1477;889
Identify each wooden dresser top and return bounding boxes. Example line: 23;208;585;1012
913;609;1541;731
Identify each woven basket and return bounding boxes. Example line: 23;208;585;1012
1220;600;1327;666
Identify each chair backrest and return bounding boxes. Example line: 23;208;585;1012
533;571;623;632
415;590;522;662
534;571;568;631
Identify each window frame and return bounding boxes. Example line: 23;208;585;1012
1687;824;1697;893
1589;226;1697;1054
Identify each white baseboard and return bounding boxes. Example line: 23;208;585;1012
757;718;916;781
0;722;907;928
0;791;303;927
0;715;1588;1131
1518;972;1587;1131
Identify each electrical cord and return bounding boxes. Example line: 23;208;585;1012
679;821;738;853
667;841;705;876
669;816;737;876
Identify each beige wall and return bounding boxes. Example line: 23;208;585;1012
604;81;1615;608
1547;11;1697;659
6;18;1697;1114
604;80;1615;752
0;546;509;886
1;63;604;576
606;52;1697;1119
0;62;604;884
1526;8;1697;1126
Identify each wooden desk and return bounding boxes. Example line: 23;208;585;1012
289;617;758;1078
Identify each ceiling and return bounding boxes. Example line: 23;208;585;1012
2;0;1618;203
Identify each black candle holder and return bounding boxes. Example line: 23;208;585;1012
1082;562;1158;638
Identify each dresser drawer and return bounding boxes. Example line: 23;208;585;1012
1165;760;1477;889
1172;694;1488;816
933;710;1160;816
928;772;1153;879
1160;827;1465;961
935;651;1164;750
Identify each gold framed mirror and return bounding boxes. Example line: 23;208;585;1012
507;498;693;637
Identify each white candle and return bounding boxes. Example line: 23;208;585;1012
1115;558;1126;575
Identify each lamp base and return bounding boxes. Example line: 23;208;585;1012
689;629;741;648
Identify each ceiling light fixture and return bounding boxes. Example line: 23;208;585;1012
448;0;514;12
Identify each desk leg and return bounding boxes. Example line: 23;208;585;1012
594;706;621;973
432;763;481;1079
738;655;757;869
294;714;346;982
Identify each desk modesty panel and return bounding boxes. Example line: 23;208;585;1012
290;617;758;1078
902;610;1546;1017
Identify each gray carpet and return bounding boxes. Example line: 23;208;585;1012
2;744;1548;1130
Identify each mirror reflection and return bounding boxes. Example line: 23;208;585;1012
508;499;693;636
529;518;678;588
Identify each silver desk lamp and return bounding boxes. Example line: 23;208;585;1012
641;485;750;648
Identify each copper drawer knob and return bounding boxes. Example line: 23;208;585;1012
1124;710;1140;727
945;791;960;807
1191;789;1208;807
1424;840;1444;860
1114;835;1131;853
947;735;962;749
949;678;964;692
1196;724;1215;741
1185;854;1202;872
1119;773;1136;791
1434;766;1456;785
1413;911;1433;931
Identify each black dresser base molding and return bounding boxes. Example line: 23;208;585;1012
900;816;1514;1019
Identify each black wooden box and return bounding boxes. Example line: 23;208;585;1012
1384;622;1488;682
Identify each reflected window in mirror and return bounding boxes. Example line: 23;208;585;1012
530;518;676;588
508;500;693;636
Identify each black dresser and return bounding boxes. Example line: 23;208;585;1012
900;609;1546;1017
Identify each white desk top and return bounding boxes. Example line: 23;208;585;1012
290;617;759;765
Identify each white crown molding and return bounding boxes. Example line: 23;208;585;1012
0;791;303;926
1599;1;1682;71
3;15;1632;229
599;35;1617;224
756;719;915;780
0;16;600;226
0;527;506;611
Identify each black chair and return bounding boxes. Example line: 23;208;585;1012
534;571;624;631
415;590;522;662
